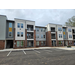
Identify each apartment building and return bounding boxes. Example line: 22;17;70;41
0;15;75;50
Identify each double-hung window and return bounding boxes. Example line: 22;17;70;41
17;32;20;37
36;34;39;38
21;24;23;28
21;32;23;37
17;23;20;28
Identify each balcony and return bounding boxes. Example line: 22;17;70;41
27;33;34;40
51;34;56;39
51;27;55;32
73;35;75;40
27;36;33;39
51;37;56;39
72;30;75;34
27;28;33;31
27;25;34;32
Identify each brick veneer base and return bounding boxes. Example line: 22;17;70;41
0;40;5;49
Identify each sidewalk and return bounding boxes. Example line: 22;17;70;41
0;46;75;52
0;47;52;52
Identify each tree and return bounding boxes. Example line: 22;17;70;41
65;16;75;26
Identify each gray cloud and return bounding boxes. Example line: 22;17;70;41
0;9;75;26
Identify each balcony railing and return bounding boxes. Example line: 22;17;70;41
27;28;33;31
27;36;33;39
51;37;56;39
51;30;55;32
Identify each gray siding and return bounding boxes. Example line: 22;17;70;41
0;15;7;40
36;27;46;41
6;21;14;39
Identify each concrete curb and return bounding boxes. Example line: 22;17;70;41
0;47;52;52
0;47;75;52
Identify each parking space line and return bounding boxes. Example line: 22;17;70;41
45;50;52;52
7;51;12;56
33;50;40;53
23;50;26;54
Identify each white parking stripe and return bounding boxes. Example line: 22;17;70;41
45;50;52;52
33;50;40;53
23;50;26;54
7;51;12;56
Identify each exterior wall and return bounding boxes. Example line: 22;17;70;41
68;40;73;46
46;31;52;46
36;27;46;41
15;19;25;40
0;15;7;40
57;26;63;40
36;41;46;47
0;40;5;49
67;27;73;40
6;21;14;39
26;21;35;29
14;40;25;48
34;30;36;47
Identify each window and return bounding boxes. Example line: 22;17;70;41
68;28;71;32
9;23;12;37
41;28;43;32
36;28;39;32
9;32;12;36
59;34;61;38
59;34;62;38
36;41;39;46
17;41;20;47
41;41;43;46
69;41;72;44
21;32;23;37
58;27;62;31
21;24;23;28
21;41;24;47
17;32;20;37
41;35;43;38
69;35;72;38
9;23;12;28
43;41;45;45
61;34;62;38
17;23;20;28
41;28;45;32
43;28;45;32
43;35;45;38
36;34;39;38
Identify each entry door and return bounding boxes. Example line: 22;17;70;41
29;42;31;46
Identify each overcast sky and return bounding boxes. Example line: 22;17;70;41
0;9;75;26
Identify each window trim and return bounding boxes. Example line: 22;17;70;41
21;32;23;37
36;41;39;46
68;28;71;32
36;34;39;38
8;32;12;37
17;23;20;28
21;23;23;28
41;34;43;38
58;27;62;31
17;32;20;37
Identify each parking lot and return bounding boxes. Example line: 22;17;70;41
0;48;75;65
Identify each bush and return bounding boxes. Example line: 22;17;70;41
67;46;71;47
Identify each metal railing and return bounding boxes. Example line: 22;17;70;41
27;28;33;31
27;36;33;39
51;37;56;39
51;30;55;32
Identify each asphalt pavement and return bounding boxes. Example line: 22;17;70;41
0;48;75;65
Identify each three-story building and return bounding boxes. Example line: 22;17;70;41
0;15;75;50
